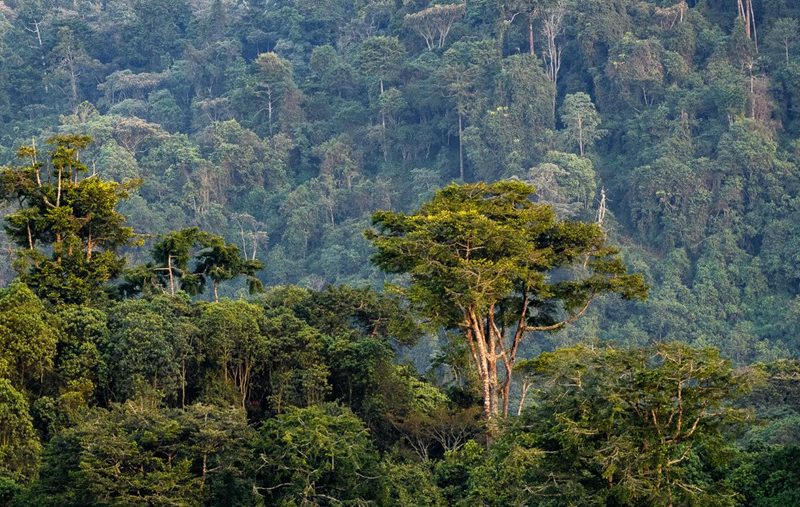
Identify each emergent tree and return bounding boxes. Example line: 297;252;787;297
366;181;646;431
0;135;137;305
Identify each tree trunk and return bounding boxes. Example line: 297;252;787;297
181;360;187;408
380;78;387;161
468;308;498;441
528;16;535;55
31;21;49;93
458;110;464;180
267;86;273;135
517;380;531;416
168;255;175;296
69;63;79;107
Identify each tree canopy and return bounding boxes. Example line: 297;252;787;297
368;180;646;426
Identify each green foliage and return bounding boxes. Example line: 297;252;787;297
104;298;185;402
198;300;267;409
254;403;383;505
368;181;645;424
381;461;447;506
520;343;752;506
32;397;254;506
0;283;57;390
369;180;645;321
0;379;41;483
0;135;137;305
0;1;799;505
559;92;604;157
123;227;264;300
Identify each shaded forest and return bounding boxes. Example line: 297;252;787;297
0;0;799;505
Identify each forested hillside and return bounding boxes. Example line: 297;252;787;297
1;0;800;505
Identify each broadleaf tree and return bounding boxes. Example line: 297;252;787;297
0;135;137;305
366;181;647;433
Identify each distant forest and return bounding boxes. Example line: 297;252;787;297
0;0;799;361
1;0;800;505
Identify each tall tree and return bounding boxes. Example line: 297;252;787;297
499;0;543;55
358;36;406;159
440;40;500;180
560;92;603;156
0;378;41;484
0;135;137;305
404;3;466;50
765;18;800;66
521;343;754;505
254;52;294;135
366;181;646;432
124;228;263;301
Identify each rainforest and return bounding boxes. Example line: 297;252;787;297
0;0;799;505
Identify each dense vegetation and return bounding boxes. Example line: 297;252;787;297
0;0;799;505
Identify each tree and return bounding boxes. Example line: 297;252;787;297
32;396;255;506
0;282;58;391
358;36;406;98
0;379;41;483
254;52;295;135
0;135;138;305
737;0;758;48
104;298;184;402
194;233;264;302
198;300;267;410
366;181;646;431
560;92;604;156
254;403;383;504
517;343;754;506
258;307;330;413
150;227;207;296
499;0;546;55
50;27;102;109
358;36;406;159
124;227;263;301
541;1;566;108
765;18;800;66
440;40;501;180
404;4;465;50
447;344;755;506
526;151;597;218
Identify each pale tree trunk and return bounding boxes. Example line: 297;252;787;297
543;8;564;117
65;44;79;106
528;16;535;55
181;360;187;408
266;86;273;134
380;78;387;161
27;21;49;93
168;255;175;296
462;293;594;441
517;379;531;416
785;40;790;65
458;110;464;180
239;224;248;261
737;0;758;50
